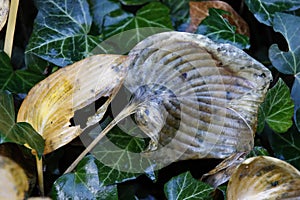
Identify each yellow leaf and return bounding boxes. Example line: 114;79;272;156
17;54;128;154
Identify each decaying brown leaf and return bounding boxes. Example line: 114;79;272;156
0;0;9;31
187;1;250;36
0;155;28;199
227;156;300;200
17;54;128;154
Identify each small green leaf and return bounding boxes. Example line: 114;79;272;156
103;2;173;40
269;125;300;170
196;8;250;49
258;78;294;133
164;171;214;200
0;51;44;94
52;155;118;200
245;0;300;26
120;0;157;6
0;91;44;157
269;13;300;75
247;146;269;157
26;0;102;67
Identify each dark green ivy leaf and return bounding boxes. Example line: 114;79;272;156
103;2;173;40
269;125;300;170
0;51;44;94
26;0;102;67
161;0;190;29
120;0;157;6
0;91;44;158
258;78;294;133
90;118;157;183
245;0;300;26
164;171;214;200
269;13;300;75
292;74;300;131
52;155;118;200
88;0;120;34
196;8;250;49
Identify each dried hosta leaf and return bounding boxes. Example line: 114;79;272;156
227;156;300;199
0;0;9;31
0;155;29;199
124;31;272;164
17;54;128;154
187;1;250;36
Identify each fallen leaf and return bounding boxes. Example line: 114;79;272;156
17;54;128;154
0;0;9;31
187;1;250;37
227;156;300;199
0;155;29;199
66;31;272;174
124;31;271;164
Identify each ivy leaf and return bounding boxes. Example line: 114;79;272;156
292;74;300;131
26;0;102;67
269;13;300;75
269;125;300;170
196;8;250;49
0;51;44;94
0;91;44;158
103;2;173;40
88;0;120;34
52;155;118;200
120;0;157;6
164;171;214;200
88;118;157;183
257;78;294;133
161;0;189;29
245;0;300;26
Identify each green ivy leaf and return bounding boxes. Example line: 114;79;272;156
89;118;157;183
269;13;300;75
26;0;102;67
196;8;250;49
88;0;120;34
161;0;189;29
164;171;214;200
0;91;44;158
120;0;157;6
269;125;300;170
292;74;300;131
258;78;294;133
52;155;118;200
103;2;173;40
0;51;44;94
245;0;300;26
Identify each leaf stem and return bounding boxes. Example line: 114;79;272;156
63;104;136;174
36;155;44;196
4;0;19;58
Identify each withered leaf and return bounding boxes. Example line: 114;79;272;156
227;156;300;199
17;54;128;154
0;0;9;31
0;155;28;199
187;1;250;36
